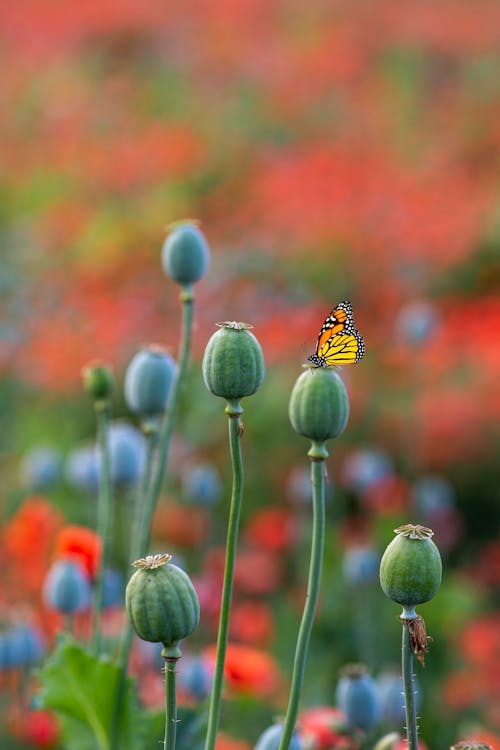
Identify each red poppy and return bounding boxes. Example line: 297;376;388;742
460;614;500;666
2;496;64;598
153;502;211;548
15;710;59;748
204;643;281;697
244;506;297;551
215;733;251;750
230;600;274;646
298;706;353;750
53;525;101;579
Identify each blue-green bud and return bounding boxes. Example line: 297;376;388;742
125;346;178;417
161;221;210;286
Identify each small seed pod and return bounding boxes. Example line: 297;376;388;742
161;221;210;286
451;743;494;750
372;732;402;750
125;553;200;649
202;322;265;402
43;560;92;615
254;724;302;750
82;361;114;402
289;368;349;442
379;525;442;610
336;664;381;732
124;346;178;417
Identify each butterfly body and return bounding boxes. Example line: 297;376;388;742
308;301;364;367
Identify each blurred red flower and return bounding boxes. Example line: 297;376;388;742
230;600;274;646
12;710;59;748
244;506;297;551
215;733;251;750
53;525;101;579
153;502;211;548
234;549;284;595
362;475;410;515
298;706;352;750
2;496;63;598
460;613;500;666
204;642;281;697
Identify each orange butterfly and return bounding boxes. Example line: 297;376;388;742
308;301;365;367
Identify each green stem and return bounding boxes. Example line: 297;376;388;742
402;622;419;750
204;400;244;750
163;657;179;750
278;443;327;750
112;290;194;750
131;425;159;562
92;403;113;656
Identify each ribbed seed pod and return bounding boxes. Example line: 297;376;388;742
161;222;210;286
289;367;349;442
379;525;442;608
125;554;200;648
202;322;265;401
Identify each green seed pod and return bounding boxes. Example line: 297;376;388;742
82;361;114;402
125;553;200;649
289;368;349;442
202;322;265;401
379;525;442;610
161;221;210;286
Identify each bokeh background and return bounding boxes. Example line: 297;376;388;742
1;1;500;748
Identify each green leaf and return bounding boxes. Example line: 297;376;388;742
38;638;156;750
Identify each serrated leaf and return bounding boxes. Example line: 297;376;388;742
38;638;152;750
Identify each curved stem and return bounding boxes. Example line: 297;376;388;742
92;403;113;656
402;622;419;750
112;290;194;750
204;402;244;750
278;445;327;750
163;657;178;750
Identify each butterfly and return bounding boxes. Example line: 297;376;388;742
308;300;365;367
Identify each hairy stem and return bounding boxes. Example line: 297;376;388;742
402;621;419;750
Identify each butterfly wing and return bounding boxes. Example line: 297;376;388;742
320;331;365;365
314;301;355;352
308;300;365;366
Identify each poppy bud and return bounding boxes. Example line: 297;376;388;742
289;368;349;443
202;322;265;402
161;221;210;287
379;524;442;613
253;724;302;750
125;553;200;652
82;361;114;402
125;346;178;417
43;560;91;615
336;664;381;731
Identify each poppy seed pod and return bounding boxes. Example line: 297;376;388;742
161;221;210;286
124;346;178;417
336;664;381;731
254;724;302;750
43;560;91;615
289;368;349;442
202;322;265;402
379;525;442;610
126;553;200;649
82;362;114;402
